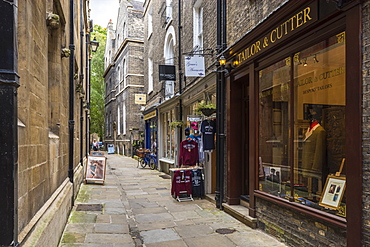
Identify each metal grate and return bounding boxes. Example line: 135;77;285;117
156;188;167;190
159;175;171;179
76;204;103;211
215;228;236;234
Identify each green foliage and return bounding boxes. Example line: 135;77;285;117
169;121;185;129
194;101;216;115
90;25;106;140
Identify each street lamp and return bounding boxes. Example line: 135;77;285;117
90;37;99;52
87;33;99;156
219;55;226;66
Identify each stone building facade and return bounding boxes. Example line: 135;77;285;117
104;0;145;156
140;0;370;246
0;0;92;246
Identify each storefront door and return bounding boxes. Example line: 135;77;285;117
241;83;249;199
227;73;249;205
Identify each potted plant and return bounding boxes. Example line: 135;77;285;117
195;101;216;116
169;120;185;129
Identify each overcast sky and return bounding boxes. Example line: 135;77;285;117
90;0;119;28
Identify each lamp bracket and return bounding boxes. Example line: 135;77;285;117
183;46;214;56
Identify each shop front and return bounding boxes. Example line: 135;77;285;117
224;1;361;246
143;109;158;153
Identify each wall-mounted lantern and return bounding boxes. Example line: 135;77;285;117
90;37;99;52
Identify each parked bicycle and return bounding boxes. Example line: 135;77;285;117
136;149;157;170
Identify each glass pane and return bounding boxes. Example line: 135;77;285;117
293;32;346;217
258;58;291;198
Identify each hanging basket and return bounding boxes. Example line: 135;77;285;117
200;108;216;117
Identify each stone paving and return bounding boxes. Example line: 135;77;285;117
59;154;287;247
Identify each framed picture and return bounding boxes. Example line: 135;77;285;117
85;155;107;184
319;175;346;210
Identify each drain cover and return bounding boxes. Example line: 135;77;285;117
156;188;167;190
216;228;236;234
159;175;171;179
76;204;103;211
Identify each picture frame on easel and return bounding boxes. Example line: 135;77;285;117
85;155;106;185
319;175;346;210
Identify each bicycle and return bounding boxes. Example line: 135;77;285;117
148;153;157;170
136;149;157;170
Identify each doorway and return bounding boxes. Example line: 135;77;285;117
226;73;249;205
241;82;249;200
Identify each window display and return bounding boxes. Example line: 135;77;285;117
163;110;176;160
258;32;346;217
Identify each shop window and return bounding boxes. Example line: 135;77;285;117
258;32;346;218
163;110;176;160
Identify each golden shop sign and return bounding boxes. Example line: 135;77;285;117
144;111;156;120
235;4;317;65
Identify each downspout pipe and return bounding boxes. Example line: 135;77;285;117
86;30;91;159
215;0;226;209
68;0;75;205
219;0;227;211
178;0;183;145
79;0;84;166
215;0;222;209
0;1;19;245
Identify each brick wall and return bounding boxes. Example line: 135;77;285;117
363;1;370;245
256;198;346;246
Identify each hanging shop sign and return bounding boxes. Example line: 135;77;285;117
144;110;157;120
187;115;203;122
159;65;176;81
184;56;205;77
233;4;318;66
135;94;147;104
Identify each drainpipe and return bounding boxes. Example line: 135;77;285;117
86;29;91;159
178;0;183;147
215;0;222;209
79;0;84;166
0;1;19;245
215;0;226;209
68;0;75;206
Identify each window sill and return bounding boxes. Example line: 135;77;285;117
159;158;175;164
254;190;346;229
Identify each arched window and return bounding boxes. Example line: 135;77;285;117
163;26;176;100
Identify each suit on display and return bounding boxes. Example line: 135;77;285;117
302;122;326;172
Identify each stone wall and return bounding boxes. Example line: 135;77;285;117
16;0;88;245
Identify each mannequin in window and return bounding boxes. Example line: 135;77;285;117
302;118;326;199
302;119;326;172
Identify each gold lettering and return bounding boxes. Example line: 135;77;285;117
239;51;245;63
255;41;261;53
289;16;296;31
251;44;256;55
303;7;312;23
236;6;315;63
296;11;304;28
276;26;283;40
282;21;289;35
270;29;277;43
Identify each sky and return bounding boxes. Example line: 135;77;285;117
90;0;119;28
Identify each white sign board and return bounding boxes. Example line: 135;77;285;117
135;94;146;104
187;115;203;122
185;56;205;77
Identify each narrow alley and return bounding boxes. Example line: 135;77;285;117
59;154;286;247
